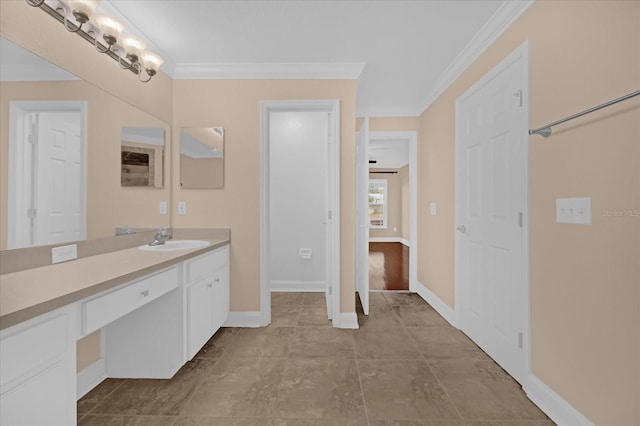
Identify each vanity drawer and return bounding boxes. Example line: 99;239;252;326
82;266;178;335
185;246;229;284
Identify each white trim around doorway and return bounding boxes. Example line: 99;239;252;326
260;100;341;328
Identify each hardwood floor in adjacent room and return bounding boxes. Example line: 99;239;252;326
369;242;409;291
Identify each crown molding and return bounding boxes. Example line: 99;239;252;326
173;62;365;80
415;0;535;115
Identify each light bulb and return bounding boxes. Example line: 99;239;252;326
62;0;98;24
141;51;164;76
92;14;123;46
120;35;147;63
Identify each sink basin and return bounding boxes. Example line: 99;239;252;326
139;240;211;251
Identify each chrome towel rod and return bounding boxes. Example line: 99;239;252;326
529;90;640;137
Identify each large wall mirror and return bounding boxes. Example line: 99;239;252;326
0;36;171;250
180;127;224;189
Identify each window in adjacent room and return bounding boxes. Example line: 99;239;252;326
368;179;387;228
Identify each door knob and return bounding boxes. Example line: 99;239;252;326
456;225;466;233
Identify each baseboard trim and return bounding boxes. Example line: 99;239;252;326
223;311;269;328
415;280;457;327
270;280;326;292
369;237;410;247
76;358;107;400
334;312;359;329
525;374;593;426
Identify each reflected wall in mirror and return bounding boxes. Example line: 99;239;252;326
180;127;224;189
0;36;171;250
121;127;165;188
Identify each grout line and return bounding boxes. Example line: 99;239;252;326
353;356;372;426
81;378;127;417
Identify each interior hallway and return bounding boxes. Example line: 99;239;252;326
77;292;552;425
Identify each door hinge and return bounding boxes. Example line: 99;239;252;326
328;210;332;220
518;212;524;228
518;332;523;349
27;207;37;219
514;89;523;107
328;286;332;296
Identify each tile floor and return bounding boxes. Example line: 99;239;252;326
78;292;554;426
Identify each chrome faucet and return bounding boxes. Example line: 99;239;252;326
148;226;172;246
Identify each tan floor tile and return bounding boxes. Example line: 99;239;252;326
302;292;327;306
78;379;126;414
357;302;403;328
271;304;302;326
406;327;489;361
92;358;214;416
210;327;295;358
298;305;332;326
469;421;555;426
393;306;449;327
272;292;305;306
78;415;138;426
383;293;430;307
369;420;468;426
274;358;366;419
289;326;355;358
358;359;461;421
429;357;548;421
353;327;422;359
181;358;285;417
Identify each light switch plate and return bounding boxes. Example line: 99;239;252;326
556;197;591;224
159;201;168;215
178;201;187;215
52;244;78;264
430;202;437;216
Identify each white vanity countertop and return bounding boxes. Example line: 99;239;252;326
0;238;229;330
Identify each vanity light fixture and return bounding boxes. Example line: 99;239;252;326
25;0;164;83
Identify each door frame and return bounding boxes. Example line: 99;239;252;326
454;41;531;383
367;130;418;293
260;100;341;327
8;100;88;249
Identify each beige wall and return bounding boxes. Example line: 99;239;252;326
76;331;101;372
418;1;639;424
0;80;171;250
172;79;357;313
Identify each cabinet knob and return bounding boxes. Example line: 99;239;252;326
214;278;220;283
208;283;213;288
140;289;150;297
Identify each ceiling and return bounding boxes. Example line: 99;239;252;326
106;0;517;117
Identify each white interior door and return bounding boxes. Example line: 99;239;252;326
456;44;529;382
34;112;82;246
355;118;370;315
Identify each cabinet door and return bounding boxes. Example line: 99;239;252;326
0;361;72;426
212;267;230;332
187;277;214;360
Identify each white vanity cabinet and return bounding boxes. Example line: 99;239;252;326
0;306;76;426
185;246;230;360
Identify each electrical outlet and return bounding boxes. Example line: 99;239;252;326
178;201;187;215
52;244;77;264
159;201;168;215
556;197;591;224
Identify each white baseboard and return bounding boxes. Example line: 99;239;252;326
369;237;410;247
270;280;325;292
76;358;107;400
525;374;593;426
333;312;359;329
223;311;269;328
415;280;457;327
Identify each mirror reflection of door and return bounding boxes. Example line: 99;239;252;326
8;101;87;249
120;127;165;188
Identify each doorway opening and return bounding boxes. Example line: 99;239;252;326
356;125;418;316
260;100;341;327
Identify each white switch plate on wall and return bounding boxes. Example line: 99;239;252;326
556;197;591;224
159;201;168;215
52;244;78;264
178;201;187;215
430;202;437;216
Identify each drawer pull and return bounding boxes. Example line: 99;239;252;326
140;289;150;297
